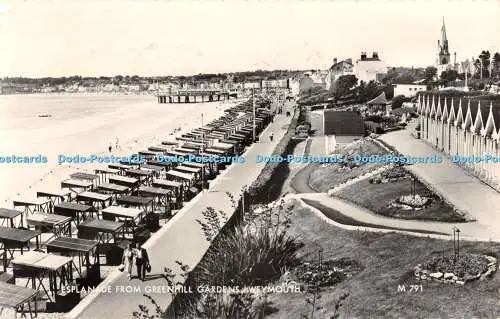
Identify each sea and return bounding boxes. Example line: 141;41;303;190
0;94;233;205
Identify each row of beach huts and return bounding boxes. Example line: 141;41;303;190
0;99;273;317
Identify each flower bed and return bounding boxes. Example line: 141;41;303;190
370;166;409;184
381;166;408;180
309;138;387;191
396;194;431;208
414;254;497;285
292;258;362;288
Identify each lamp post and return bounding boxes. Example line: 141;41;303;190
452;227;461;262
241;184;247;214
201;113;206;191
411;177;416;199
252;88;256;142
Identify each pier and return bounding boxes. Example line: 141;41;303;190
157;89;230;103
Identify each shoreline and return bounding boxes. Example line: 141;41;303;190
0;92;158;97
0;96;245;204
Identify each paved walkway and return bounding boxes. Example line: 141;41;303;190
67;107;294;319
290;127;500;244
379;122;500;237
287;118;500;242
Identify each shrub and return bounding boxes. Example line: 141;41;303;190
184;292;262;319
192;204;302;287
249;108;301;203
136;288;265;319
375;126;384;134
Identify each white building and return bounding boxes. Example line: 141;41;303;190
354;52;387;83
261;79;288;88
325;58;354;91
308;70;328;88
288;78;300;96
393;83;428;97
243;81;261;89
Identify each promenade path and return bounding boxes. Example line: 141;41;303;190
289;119;500;242
379;123;500;238
67;107;294;319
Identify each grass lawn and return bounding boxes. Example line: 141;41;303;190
308;139;387;192
265;200;500;319
334;170;466;222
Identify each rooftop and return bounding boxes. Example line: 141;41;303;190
367;92;390;105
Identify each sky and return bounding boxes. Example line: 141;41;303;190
0;0;499;78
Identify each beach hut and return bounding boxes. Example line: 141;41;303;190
11;251;74;303
152;179;183;207
46;236;100;286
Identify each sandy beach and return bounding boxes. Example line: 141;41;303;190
0;94;240;206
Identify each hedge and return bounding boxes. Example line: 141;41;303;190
247;106;303;203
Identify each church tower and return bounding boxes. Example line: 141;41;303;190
436;17;452;76
438;18;450;65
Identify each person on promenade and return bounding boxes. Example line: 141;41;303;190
115;137;121;150
270;132;274;142
121;243;134;280
108;143;112;153
134;242;150;281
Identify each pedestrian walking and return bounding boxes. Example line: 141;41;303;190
134;242;150;281
270;132;274;142
115;137;121;150
108;143;112;153
121;243;134;280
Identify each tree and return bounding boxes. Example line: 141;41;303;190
365;81;379;100
479;50;491;78
333;75;357;98
357;80;387;103
113;75;123;84
492;52;500;77
440;70;459;86
457;72;471;81
392;73;416;84
356;81;366;102
391;95;407;109
378;84;395;100
381;69;398;84
424;66;437;81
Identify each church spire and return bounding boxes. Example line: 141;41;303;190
438;17;451;66
441;17;448;43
